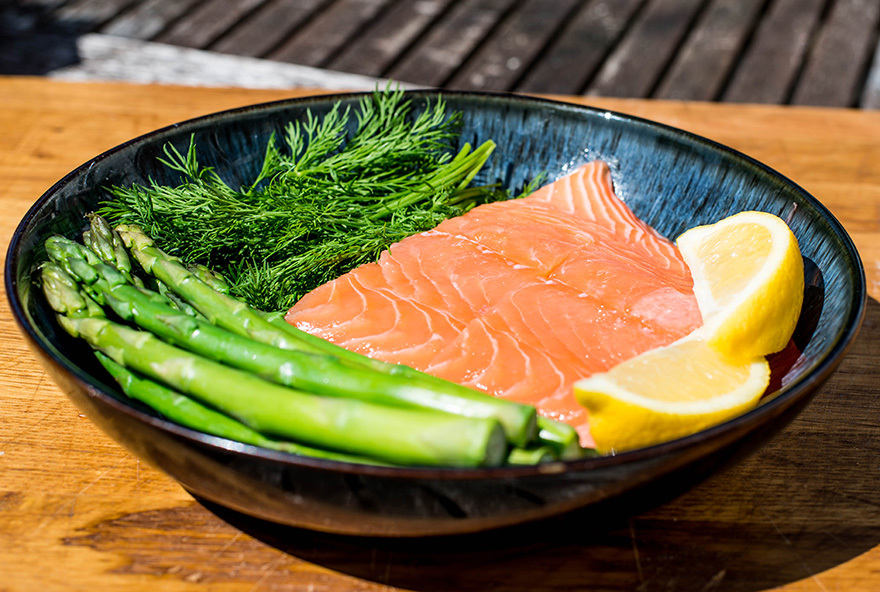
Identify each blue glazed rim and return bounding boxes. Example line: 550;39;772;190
4;89;867;479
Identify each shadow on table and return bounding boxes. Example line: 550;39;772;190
202;297;880;592
0;3;84;75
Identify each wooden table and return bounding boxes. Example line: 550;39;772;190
1;77;878;591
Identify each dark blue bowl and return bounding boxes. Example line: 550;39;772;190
5;91;866;536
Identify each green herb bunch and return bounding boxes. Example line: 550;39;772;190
100;88;513;311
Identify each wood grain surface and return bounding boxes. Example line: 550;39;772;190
8;0;880;108
1;77;878;592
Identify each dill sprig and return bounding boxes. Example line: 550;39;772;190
99;88;516;312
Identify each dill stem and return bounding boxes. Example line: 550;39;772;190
365;141;495;222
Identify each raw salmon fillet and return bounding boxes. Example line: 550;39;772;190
286;161;702;444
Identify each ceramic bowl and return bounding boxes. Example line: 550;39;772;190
5;91;866;537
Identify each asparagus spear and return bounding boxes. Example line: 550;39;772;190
55;310;508;467
114;223;585;456
40;261;104;319
82;213;142;286
51;262;567;466
112;225;539;447
94;352;386;465
48;243;535;446
264;310;584;458
41;263;391;465
43;262;508;467
507;445;557;465
45;246;510;467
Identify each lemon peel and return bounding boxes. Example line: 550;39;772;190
677;210;804;361
574;211;803;453
575;335;770;453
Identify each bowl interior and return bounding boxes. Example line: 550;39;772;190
6;90;866;475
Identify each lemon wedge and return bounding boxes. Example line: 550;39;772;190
574;211;803;453
575;336;770;453
677;210;804;361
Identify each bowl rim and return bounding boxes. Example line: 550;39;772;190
4;89;868;480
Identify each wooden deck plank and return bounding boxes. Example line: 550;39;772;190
722;0;826;104
49;33;387;89
100;0;203;40
792;0;880;107
862;41;880;109
587;0;705;98
654;0;764;101
155;0;269;49
210;0;330;58
52;0;140;31
329;0;455;77
18;0;69;8
385;0;516;88
515;0;644;95
6;0;880;109
268;0;393;67
445;0;581;91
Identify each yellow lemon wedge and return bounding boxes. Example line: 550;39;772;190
676;210;804;361
574;211;803;453
575;336;770;453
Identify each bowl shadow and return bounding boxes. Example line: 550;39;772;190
197;296;879;592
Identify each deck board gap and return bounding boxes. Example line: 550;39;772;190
52;0;145;34
711;0;774;102
858;9;880;108
794;0;880;107
781;0;844;106
150;0;214;43
586;0;707;99
374;0;461;81
786;0;833;104
580;0;656;97
455;0;531;87
573;0;650;95
215;0;334;60
205;0;274;53
858;14;880;107
319;0;403;71
382;0;520;88
505;0;586;93
433;0;525;89
645;0;714;99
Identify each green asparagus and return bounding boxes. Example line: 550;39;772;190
41;262;389;464
54;312;507;467
46;261;510;466
114;221;582;455
46;235;539;447
42;215;593;465
112;225;542;447
42;248;513;467
94;352;384;465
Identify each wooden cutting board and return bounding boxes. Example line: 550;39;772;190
1;77;878;592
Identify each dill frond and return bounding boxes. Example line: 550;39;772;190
99;89;521;312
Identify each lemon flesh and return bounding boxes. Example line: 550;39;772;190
574;210;803;453
575;336;769;453
677;211;804;361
